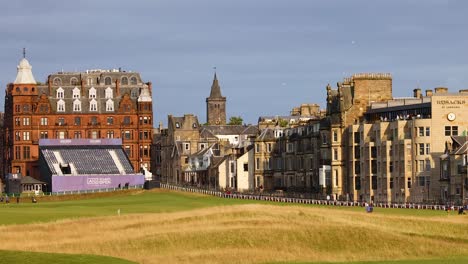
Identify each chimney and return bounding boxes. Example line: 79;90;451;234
47;76;52;95
435;87;448;94
147;82;152;96
413;88;421;98
81;79;85;96
425;89;433;97
115;79;120;96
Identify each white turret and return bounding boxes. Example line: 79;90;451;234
14;58;36;84
137;84;152;102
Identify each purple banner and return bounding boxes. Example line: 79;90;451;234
40;138;122;147
51;174;145;192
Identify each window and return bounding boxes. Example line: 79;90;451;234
90;131;98;139
104;77;112;85
354;132;360;144
425;127;430;136
57;117;65;126
15;146;21;159
107;117;114;125
40;131;48;139
333;130;338;142
89;87;96;99
39;117;47;126
230;163;235;173
107;131;114;138
74;131;81;139
425;144;430;155
425;160;431;171
124;131;132;140
355;177;361;190
56;87;64;99
354;161;360;174
389;161;393;173
121;77;128;85
256;158;260;170
74;117;81;125
199;143;206;150
105;87;113;99
70;77;79;85
419;143;425;155
371;176;377;190
175;122;180;128
418;127;424;137
333;148;338;160
407;178;412;189
23;146;30;159
23;104;30;112
53;77;62;86
243;163;248;171
89;99;97;111
23;131;30;141
57;99;65;112
130;76;137;85
15;105;21;112
184;143;190;150
23;117;30;126
73;99;81;112
124;146;131;157
371;146;377;158
15;132;21;141
90;116;98;125
123;116;131;125
287;143;294;153
106;99;114;111
267;143;272;153
40;104;48;113
419;160;425;172
445;126;458;136
15;117;20;126
73;87;80;99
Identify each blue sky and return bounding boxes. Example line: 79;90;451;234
1;0;467;125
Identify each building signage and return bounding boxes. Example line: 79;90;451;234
437;99;466;109
87;177;112;185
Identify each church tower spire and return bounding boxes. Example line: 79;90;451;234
206;72;226;125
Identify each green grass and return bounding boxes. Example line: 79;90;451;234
0;190;254;225
0;190;455;225
0;250;135;264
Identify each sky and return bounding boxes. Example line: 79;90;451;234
1;0;467;125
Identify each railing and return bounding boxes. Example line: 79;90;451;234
160;183;466;211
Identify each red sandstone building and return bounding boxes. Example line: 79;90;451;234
3;57;153;180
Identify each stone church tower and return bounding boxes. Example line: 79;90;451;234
206;73;226;125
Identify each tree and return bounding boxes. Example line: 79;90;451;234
278;119;289;127
228;116;243;125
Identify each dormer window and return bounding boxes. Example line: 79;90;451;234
56;87;64;99
57;99;65;112
104;77;112;85
106;99;114;112
121;77;128;85
105;87;113;99
73;99;81;112
89;99;97;111
175;122;180;128
89;87;96;99
72;87;80;99
193;123;197;128
130;76;137;85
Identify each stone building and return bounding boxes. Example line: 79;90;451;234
206;73;226;125
3;57;154;179
441;136;468;205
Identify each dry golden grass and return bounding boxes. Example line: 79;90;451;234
1;204;467;264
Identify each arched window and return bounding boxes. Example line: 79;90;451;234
89;99;98;111
106;99;114;112
70;77;79;85
121;77;128;85
73;99;81;112
89;87;96;99
72;87;80;99
56;87;64;99
105;87;113;99
130;76;137;85
57;99;65;112
87;78;93;85
104;77;112;85
53;77;62;86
